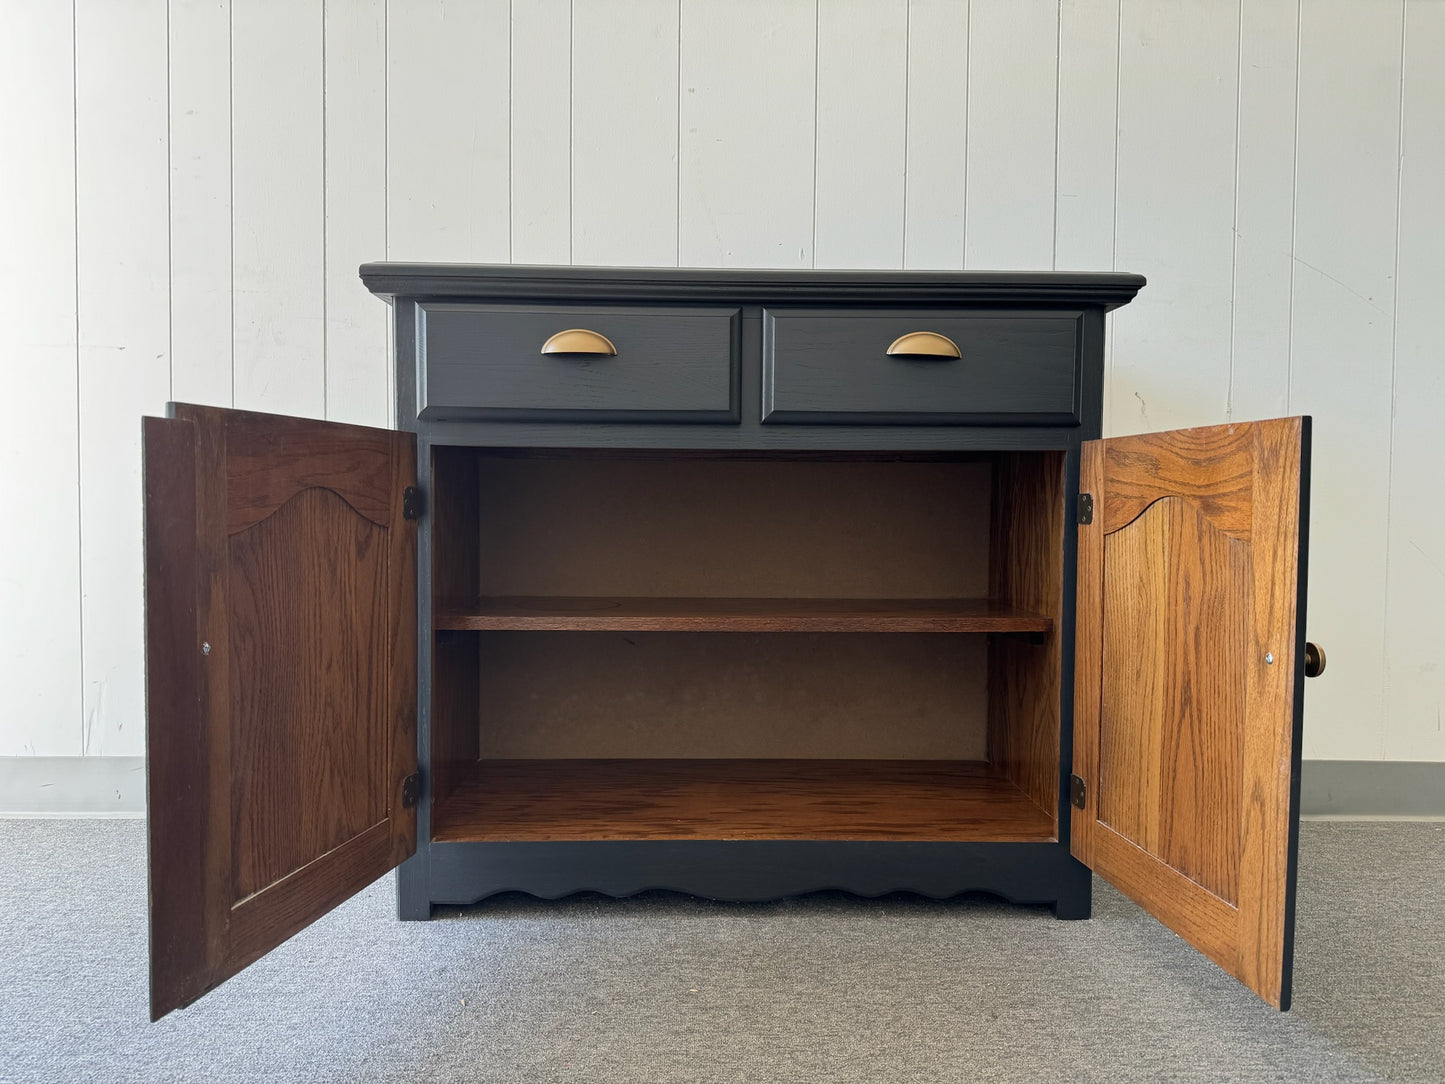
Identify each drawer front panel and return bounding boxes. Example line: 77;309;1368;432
419;303;741;422
763;309;1080;425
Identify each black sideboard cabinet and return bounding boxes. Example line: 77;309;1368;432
143;264;1319;1019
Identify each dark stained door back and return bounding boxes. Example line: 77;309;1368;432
144;405;418;1020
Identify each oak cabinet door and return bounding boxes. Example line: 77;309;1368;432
144;405;418;1020
1072;417;1311;1009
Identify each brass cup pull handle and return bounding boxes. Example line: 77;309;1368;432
1304;642;1326;678
886;331;962;359
540;329;618;356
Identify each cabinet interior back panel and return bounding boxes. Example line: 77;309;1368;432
470;457;992;599
471;631;987;761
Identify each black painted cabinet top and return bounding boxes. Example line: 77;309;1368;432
360;262;1146;310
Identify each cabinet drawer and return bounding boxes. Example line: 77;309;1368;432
418;303;741;422
762;309;1080;425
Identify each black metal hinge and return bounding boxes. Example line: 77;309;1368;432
401;771;422;808
1077;493;1094;525
1070;774;1086;809
402;486;425;520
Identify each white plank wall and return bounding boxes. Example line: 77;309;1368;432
814;0;908;268
1386;0;1445;762
0;2;81;756
75;0;172;758
902;0;969;270
1290;1;1401;760
964;0;1059;270
1;0;1442;768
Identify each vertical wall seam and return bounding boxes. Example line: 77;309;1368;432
568;0;574;265
962;0;971;268
509;0;515;263
1106;0;1122;434
1226;0;1243;423
165;0;174;403
508;0;514;263
72;0;84;755
1381;0;1408;756
383;0;389;263
1285;0;1300;419
321;0;329;420
1110;0;1121;274
228;0;236;408
901;0;911;269
383;0;392;422
959;0;971;270
675;0;682;267
810;0;819;268
1051;0;1061;272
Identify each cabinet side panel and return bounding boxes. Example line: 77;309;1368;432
988;452;1065;831
429;447;482;799
433;631;481;798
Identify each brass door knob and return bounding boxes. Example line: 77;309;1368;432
540;329;617;356
1304;642;1326;678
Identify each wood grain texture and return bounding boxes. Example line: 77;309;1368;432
227;488;389;899
988;452;1065;830
1073;417;1308;1008
144;416;206;1020
1099;497;1248;903
147;405;417;1018
431;760;1056;842
1235;415;1306;1005
435;596;1052;634
1100;424;1257;542
222;409;397;532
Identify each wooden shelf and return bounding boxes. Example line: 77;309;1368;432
431;759;1057;842
434;596;1053;634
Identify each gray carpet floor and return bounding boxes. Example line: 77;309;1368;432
1;820;1441;1083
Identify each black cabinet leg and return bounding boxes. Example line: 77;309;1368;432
396;850;433;920
1051;861;1092;920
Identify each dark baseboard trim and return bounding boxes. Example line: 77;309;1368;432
1301;759;1445;817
